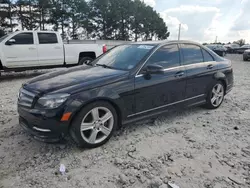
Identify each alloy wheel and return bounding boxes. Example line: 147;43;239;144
211;83;224;107
80;107;114;144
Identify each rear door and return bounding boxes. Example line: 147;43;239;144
37;32;64;66
2;32;38;68
180;43;217;104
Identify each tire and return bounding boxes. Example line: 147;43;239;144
70;101;118;148
204;81;225;109
78;57;93;65
243;57;247;61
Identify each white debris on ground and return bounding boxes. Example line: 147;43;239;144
0;55;250;188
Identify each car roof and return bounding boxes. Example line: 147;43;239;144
131;40;203;46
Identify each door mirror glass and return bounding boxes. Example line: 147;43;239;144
143;64;164;75
6;39;16;45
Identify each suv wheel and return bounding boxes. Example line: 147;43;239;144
70;101;118;148
205;81;225;109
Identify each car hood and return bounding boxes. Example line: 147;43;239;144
23;66;128;94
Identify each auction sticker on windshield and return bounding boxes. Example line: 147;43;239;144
137;45;154;49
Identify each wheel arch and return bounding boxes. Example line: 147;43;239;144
214;72;227;91
67;97;123;131
78;52;96;63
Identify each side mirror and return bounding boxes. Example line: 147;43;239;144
142;64;164;75
6;39;16;45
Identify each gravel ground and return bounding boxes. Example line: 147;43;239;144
0;54;250;188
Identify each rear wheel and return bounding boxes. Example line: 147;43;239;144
79;57;94;65
243;57;248;61
205;81;225;109
70;101;118;148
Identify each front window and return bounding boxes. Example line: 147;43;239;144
146;44;180;69
8;32;34;45
93;44;156;70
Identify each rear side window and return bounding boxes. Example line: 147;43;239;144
202;49;214;62
9;32;34;45
181;44;203;65
146;44;180;69
38;33;58;44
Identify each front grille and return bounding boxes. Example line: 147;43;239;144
18;88;36;108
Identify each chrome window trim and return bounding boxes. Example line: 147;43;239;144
127;94;205;117
135;61;216;78
135;66;184;78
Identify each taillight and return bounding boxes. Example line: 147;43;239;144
103;45;107;53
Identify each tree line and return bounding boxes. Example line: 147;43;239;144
203;39;247;47
0;0;170;41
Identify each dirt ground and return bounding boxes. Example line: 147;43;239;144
0;54;250;188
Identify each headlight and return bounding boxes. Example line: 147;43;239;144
36;93;70;109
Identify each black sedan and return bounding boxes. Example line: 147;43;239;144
243;49;250;61
18;41;234;148
205;44;227;57
236;44;250;54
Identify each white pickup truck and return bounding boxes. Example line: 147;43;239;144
0;31;106;73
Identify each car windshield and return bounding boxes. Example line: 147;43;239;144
0;34;9;43
241;45;250;48
94;44;155;70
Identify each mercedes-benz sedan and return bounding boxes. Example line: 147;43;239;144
18;41;234;148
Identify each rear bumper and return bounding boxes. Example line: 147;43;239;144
18;106;70;142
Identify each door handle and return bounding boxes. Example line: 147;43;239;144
207;64;214;69
29;47;36;50
175;71;185;77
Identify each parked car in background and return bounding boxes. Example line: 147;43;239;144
235;44;250;54
224;43;240;53
243;49;250;61
0;31;106;75
17;40;234;148
206;44;227;57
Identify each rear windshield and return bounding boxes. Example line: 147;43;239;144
94;44;156;70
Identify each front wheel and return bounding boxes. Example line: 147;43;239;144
70;101;118;148
204;81;225;109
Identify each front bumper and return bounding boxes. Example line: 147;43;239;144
18;106;70;142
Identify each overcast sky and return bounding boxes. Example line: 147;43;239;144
143;0;250;43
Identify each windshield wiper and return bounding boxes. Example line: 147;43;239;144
96;64;114;69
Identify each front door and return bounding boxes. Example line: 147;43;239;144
3;32;38;68
132;44;187;117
